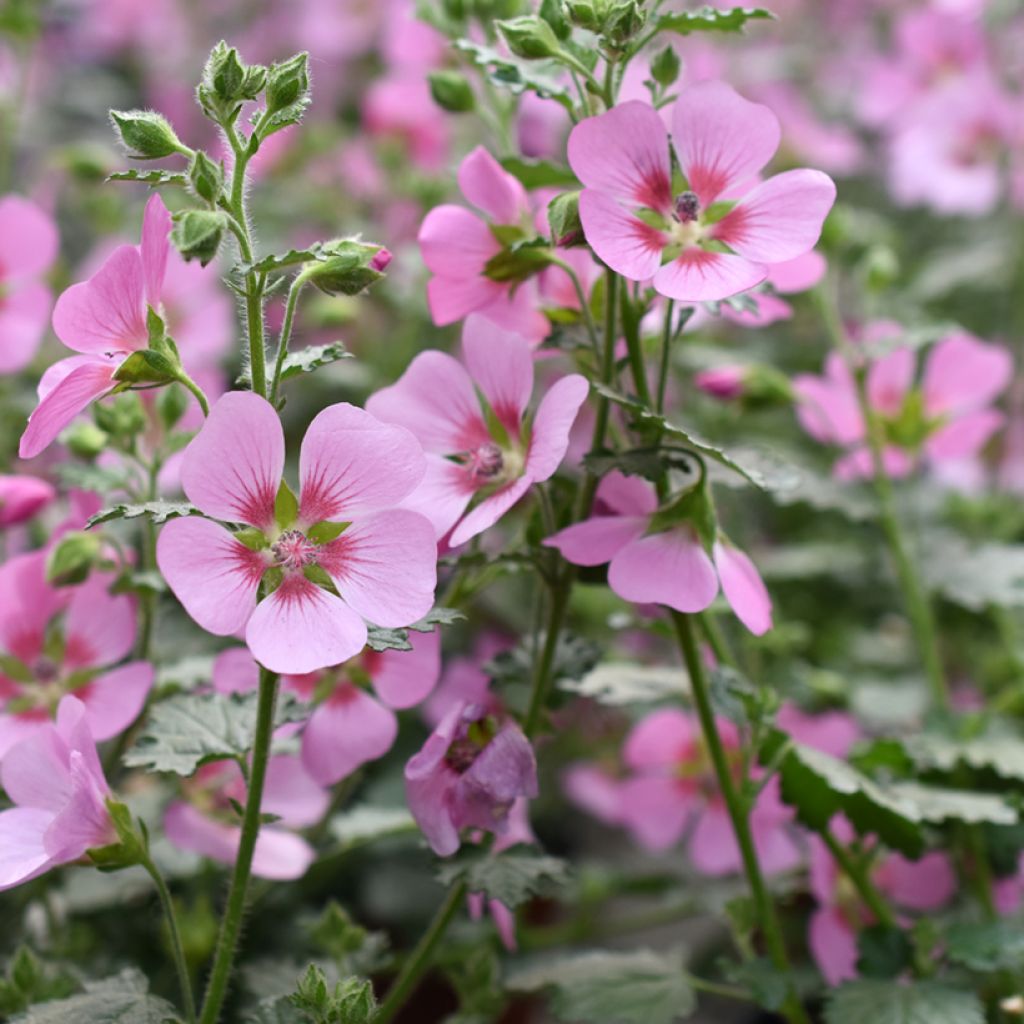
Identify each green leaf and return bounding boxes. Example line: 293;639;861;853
905;732;1024;784
365;607;466;652
920;533;1024;610
824;979;984;1024
501;157;578;190
238;245;326;276
9;968;178;1024
856;924;913;979
87;501;199;528
486;632;601;688
507;949;695;1024
454;40;574;112
946;919;1024;972
279;341;352;381
107;168;188;187
886;781;1017;827
408;607;466;632
583;447;698;483
656;6;774;35
124;691;304;776
559;661;687;705
437;848;570;908
329;806;417;851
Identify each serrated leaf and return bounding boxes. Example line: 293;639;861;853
507;949;695;1024
946;919;1024;972
437;848;570;908
279;342;352;381
365;608;465;652
656;6;774;35
500;156;578;190
87;501;199;528
237;245;325;276
329;806;417;850
408;607;466;632
886;781;1017;826
920;533;1024;610
124;691;304;775
9;968;178;1024
560;661;687;705
905;733;1024;784
107;168;188;187
824;979;984;1024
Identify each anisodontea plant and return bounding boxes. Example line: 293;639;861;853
3;2;1024;1024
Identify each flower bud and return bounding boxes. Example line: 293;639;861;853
428;70;476;113
539;0;572;39
64;421;109;460
650;45;681;88
604;0;646;45
266;52;310;115
46;531;103;587
110;110;187;160
188;151;223;204
198;42;267;122
547;191;583;247
299;240;389;296
171;210;226;267
497;16;562;60
695;365;746;401
565;0;607;31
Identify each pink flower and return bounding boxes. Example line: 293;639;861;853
418;147;549;342
794;328;1013;487
164;755;328;881
567;81;835;303
0;195;58;375
366;315;588;547
405;701;538;857
0;551;153;759
212;632;441;786
694;365;747;401
20;195;174;459
156;392;437;675
809;816;956;985
0;695;115;891
613;708;800;874
363;75;450;171
544;472;773;635
720;251;827;329
0;474;56;528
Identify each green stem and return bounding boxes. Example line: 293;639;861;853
671;612;809;1024
198;668;279;1024
655;299;675;414
177;372;211;417
820;830;896;928
523;577;573;738
620;277;652;406
549;257;600;358
373;880;468;1024
142;853;196;1023
269;278;305;404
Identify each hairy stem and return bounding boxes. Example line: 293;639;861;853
269;277;305;403
142;853;196;1023
820;830;896;928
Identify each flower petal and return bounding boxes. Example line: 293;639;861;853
525;374;589;481
543;514;646;567
926;409;1004;462
457;145;528;223
617;776;691;852
623;708;695;770
0;807;54;890
75;661;153;743
922;332;1012;417
653;248;766;303
461;315;534;434
713;542;772;636
371;629;441;709
0;281;52;374
180;391;284;528
141;195;171;309
578;189;668;281
301;686;398;785
609;528;719;613
867;347;915;417
397;455;476;541
449;476;532;548
212;647;260;694
418;204;500;278
261;754;330;827
0;196;58;279
0;550;67;663
63;576;136;669
809;907;859;986
595;470;658;516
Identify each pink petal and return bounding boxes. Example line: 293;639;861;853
690;802;742;875
180;391;284;528
617;776;691;852
768;250;827;293
418;204;500;279
212;647;260;694
525;374;589;481
52;245;147;355
672;81;780;206
563;764;625;825
713;541;773;636
809;907;859;986
406;759;460;856
141;195;171;309
371;629;441;709
19;357;117;459
567;101;672;212
623;708;695;770
609;528;719;613
157;517;263;636
249;827;316;880
595;471;658;516
877;851;956;911
653;248;766;302
43;748;113;862
457;146;528;224
0;281;52;373
926;408;1004;462
0;473;55;528
867;347;915;417
834;445;914;481
578;189;667;281
366;350;488;454
301;686;398;785
713;170;836;264
298;403;426;523
793;359;864;446
449;475;532;548
0;716;47;762
1;726;71;811
461;315;534;434
0;196;58;279
477;283;550;344
776;705;860;759
63;576;136;668
318;509;437;627
922;333;1013;417
426;273;506;327
397;455;476;541
0;807;54;890
75;661;153;742
245;574;368;675
543;514;647;567
261;754;330;827
0;550;66;662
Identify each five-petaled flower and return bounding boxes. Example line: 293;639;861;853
567;80;836;302
156;391;437;675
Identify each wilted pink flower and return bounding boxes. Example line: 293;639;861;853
405;701;538;857
157;392;437;675
0;551;152;759
20;196;173;459
418;147;549;341
809;816;956;985
544;472;772;635
794;328;1012;487
0;695;115;890
567;81;835;302
213;632;441;786
0;474;56;528
164;754;328;881
367;315;588;546
0;195;58;375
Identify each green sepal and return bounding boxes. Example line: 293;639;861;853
307;520;350;545
0;654;33;683
234;527;270;551
87;799;147;872
303;564;341;597
274;480;299;529
113;349;179;387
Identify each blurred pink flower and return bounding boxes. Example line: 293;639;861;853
156;392;436;675
363;75;450;171
0;474;56;528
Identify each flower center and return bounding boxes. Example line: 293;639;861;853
271;529;318;570
32;656;60;684
469;442;504;480
675;190;700;223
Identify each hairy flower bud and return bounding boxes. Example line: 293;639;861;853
548;191;583;247
46;531;102;587
428;70;476;113
110;110;187;160
266;52;310;115
497;16;562;60
171;210;226;267
188;151;224;204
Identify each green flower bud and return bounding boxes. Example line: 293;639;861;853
64;421;109;460
497;16;562;60
188;151;224;204
110;110;186;160
112;350;180;387
565;0;607;31
94;394;147;439
266;52;310;115
171;210;226;267
604;0;645;45
539;0;572;39
299;241;390;296
46;531;102;587
650;45;681;88
428;70;475;113
547;190;583;247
